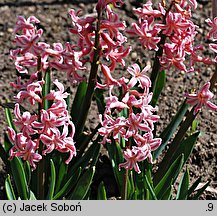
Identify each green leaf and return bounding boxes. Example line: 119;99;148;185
42;68;51;110
46;159;56;200
69;166;95;200
191;120;199;133
23;161;31;186
5;175;16;200
153;101;189;160
134;170;145;200
4;132;13;150
0;141;9;166
5;107;17;132
71;81;88;126
171;132;200;166
151;70;166;107
161;185;172;200
144;175;157;200
94;86;106;115
10;157;29;200
154;132;199;185
190;181;211;200
107;140;124;193
187;176;202;198
128;171;135;199
154;154;184;199
176;168;190;200
69;139;101;176
29;191;37;200
145;189;150;200
97;181;107;200
53;167;81;200
55;160;68;194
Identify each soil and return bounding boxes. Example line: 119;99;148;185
0;0;216;200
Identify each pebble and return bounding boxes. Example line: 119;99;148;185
7;28;13;33
131;51;137;60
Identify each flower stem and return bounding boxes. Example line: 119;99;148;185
121;169;128;200
75;10;102;138
150;1;174;91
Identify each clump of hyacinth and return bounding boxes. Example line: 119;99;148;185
98;63;162;174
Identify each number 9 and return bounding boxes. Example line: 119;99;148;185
208;203;213;211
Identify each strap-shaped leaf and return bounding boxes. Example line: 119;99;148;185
23;161;31;186
107;140;124;192
128;171;135;199
54;160;68;194
153;101;189;160
5;175;16;200
4;133;13;153
145;189;150;200
0;140;9;167
144;175;157;200
29;191;37;200
10;156;29;200
151;70;166;107
71;81;88;126
154;132;199;185
187;176;202;198
42;68;51;110
53;167;81;200
69;166;95;200
190;181;211;200
97;181;107;200
161;185;172;200
154;154;184;199
68;139;101;176
176;168;190;200
94;86;106;115
46;159;56;200
5;107;17;132
171;132;200;165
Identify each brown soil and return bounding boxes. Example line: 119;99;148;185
0;0;216;199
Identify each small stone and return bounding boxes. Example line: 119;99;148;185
131;51;137;60
7;28;13;33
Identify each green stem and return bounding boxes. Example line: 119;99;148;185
75;10;102;138
121;169;128;200
150;34;166;91
150;2;174;91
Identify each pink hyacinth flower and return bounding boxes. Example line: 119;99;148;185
14;103;38;137
133;0;163;18
45;79;69;101
127;63;151;89
14;15;40;33
185;82;217;115
119;146;151;174
16;81;44;105
205;17;217;40
97;64;120;89
8;127;42;170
